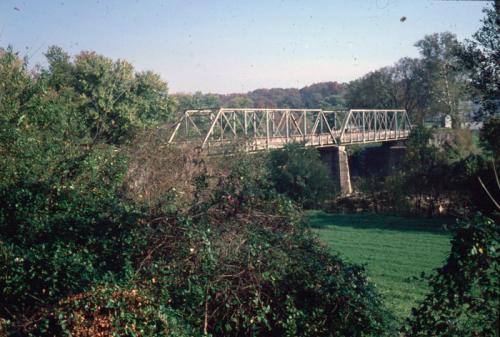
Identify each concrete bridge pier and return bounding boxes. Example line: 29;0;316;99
386;141;406;174
337;146;353;195
320;146;352;196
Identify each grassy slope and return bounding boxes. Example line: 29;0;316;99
307;211;452;321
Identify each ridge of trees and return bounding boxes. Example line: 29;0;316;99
173;81;346;112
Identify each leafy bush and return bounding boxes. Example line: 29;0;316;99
0;149;144;317
368;126;497;215
135;198;395;337
268;143;334;208
480;116;500;159
45;46;175;144
0;49;146;324
12;286;194;337
124;142;394;336
405;214;499;336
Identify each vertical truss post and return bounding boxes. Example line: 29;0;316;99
233;111;236;139
274;110;277;139
286;109;289;143
320;111;323;146
362;110;366;142
220;113;224;140
339;109;351;144
266;109;270;150
385;111;388;140
244;110;248;152
395;110;398;138
303;110;307;143
253;112;257;151
252;111;257;137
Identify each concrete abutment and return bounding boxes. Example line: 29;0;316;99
320;141;406;196
319;146;352;196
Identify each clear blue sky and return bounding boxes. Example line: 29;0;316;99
0;0;490;93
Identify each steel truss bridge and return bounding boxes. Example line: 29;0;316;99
168;108;412;154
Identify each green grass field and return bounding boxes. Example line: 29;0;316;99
307;211;453;321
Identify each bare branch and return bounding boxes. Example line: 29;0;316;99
491;160;500;192
478;176;500;211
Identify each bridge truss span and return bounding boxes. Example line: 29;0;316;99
340;109;412;144
168;108;411;154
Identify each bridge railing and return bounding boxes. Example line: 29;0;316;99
168;108;411;153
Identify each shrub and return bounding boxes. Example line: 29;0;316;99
127;151;394;337
480;116;500;159
405;214;499;336
16;286;194;337
0;146;146;325
137;203;395;337
268;143;334;208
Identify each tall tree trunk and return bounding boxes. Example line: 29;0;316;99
442;63;460;128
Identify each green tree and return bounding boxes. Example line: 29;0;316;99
0;47;86;183
44;45;74;90
221;94;254;108
390;57;429;124
0;48;144;324
268;143;334;207
457;5;500;120
72;51;142;143
406;214;499;337
133;70;173;124
319;94;346;110
400;126;452;214
480;116;500;159
172;91;221;114
247;88;303;108
345;57;431;124
415;32;469;128
300;82;344;109
345;67;397;109
44;46;174;144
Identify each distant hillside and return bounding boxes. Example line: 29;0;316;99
172;81;346;112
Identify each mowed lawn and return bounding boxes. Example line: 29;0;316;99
307;211;452;321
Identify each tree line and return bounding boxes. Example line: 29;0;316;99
173;81;346;112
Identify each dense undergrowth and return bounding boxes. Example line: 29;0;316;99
0;47;394;336
405;214;499;336
0;141;395;336
342;125;500;216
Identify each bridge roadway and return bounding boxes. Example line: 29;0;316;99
168;108;412;195
192;130;411;153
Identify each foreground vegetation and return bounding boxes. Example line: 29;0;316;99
1;4;498;336
308;211;452;320
0;46;394;335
